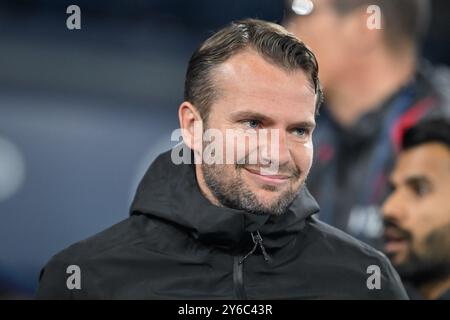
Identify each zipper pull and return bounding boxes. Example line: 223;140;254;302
239;230;271;264
239;241;257;265
253;230;270;262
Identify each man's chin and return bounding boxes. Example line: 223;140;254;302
249;189;298;215
244;173;299;192
387;253;406;268
387;251;425;280
248;182;288;199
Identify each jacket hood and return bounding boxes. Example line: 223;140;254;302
130;147;320;253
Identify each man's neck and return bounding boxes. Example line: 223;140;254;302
326;47;416;128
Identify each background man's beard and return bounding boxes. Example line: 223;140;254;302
386;221;450;286
201;162;302;216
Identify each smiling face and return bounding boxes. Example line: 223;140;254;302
196;50;317;215
382;143;450;282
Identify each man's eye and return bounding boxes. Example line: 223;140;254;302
243;120;261;128
293;128;308;137
413;183;430;197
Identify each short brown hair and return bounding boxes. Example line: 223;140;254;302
184;18;323;122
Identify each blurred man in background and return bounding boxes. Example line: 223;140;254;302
383;119;450;300
284;0;450;247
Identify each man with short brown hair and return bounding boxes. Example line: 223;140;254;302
37;19;407;299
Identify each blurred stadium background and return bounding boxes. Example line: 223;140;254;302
0;0;449;298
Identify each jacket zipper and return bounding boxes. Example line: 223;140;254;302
233;231;271;300
233;255;247;300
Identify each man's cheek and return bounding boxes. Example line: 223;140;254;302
408;224;428;255
414;212;438;244
302;136;313;153
300;142;314;173
411;237;425;259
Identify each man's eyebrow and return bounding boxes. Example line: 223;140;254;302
289;120;316;129
229;111;270;122
404;175;431;187
229;111;315;128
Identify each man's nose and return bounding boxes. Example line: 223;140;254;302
382;191;406;222
258;129;291;167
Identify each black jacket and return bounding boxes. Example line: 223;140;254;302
36;149;408;299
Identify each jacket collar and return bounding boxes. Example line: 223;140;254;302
130;147;320;252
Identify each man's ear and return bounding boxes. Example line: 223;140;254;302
178;101;203;153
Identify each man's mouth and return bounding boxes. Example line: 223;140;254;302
243;167;291;186
383;227;410;255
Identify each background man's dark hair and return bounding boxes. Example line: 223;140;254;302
402;118;450;151
184;18;323;122
285;0;431;51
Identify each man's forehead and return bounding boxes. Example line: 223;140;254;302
392;143;450;183
214;50;316;101
217;50;309;79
